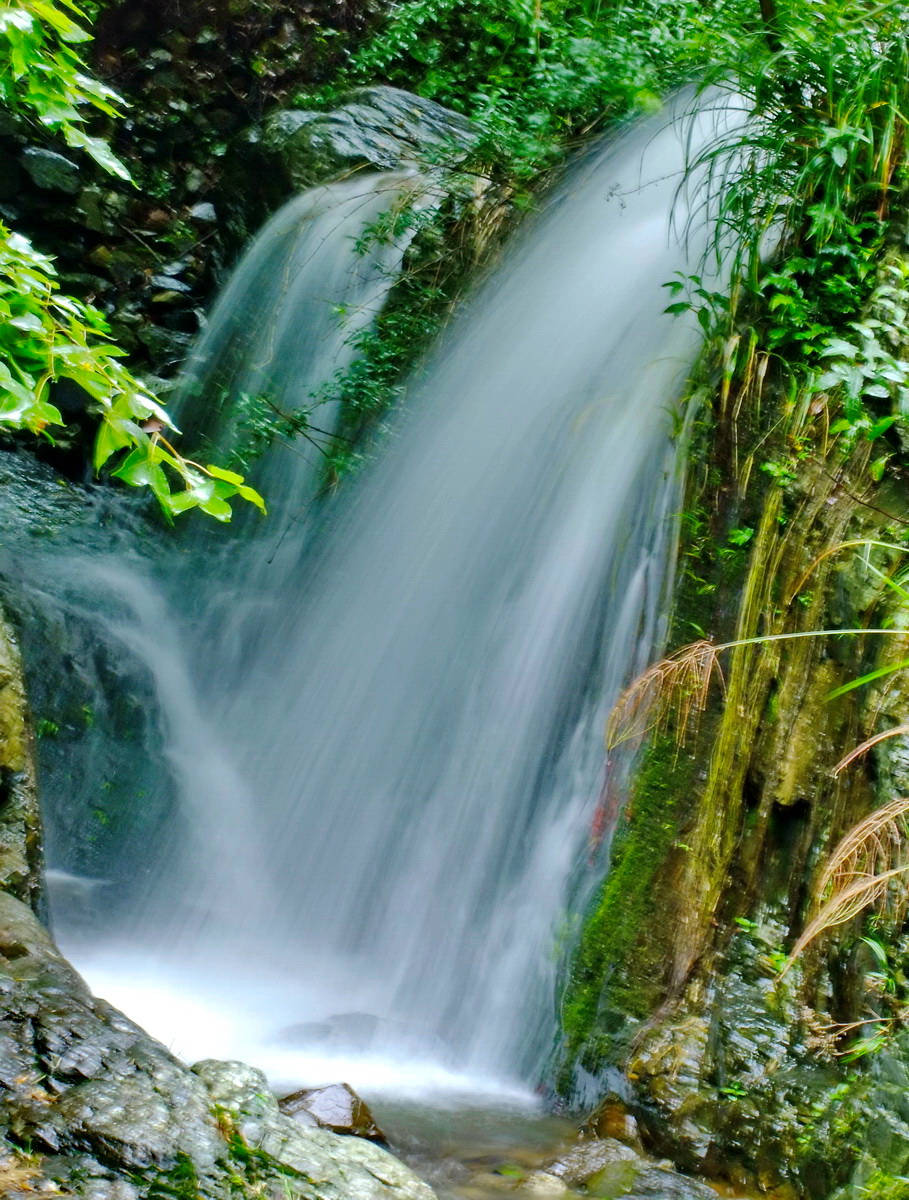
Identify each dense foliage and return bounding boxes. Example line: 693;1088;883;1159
0;0;263;519
323;0;754;179
687;0;909;474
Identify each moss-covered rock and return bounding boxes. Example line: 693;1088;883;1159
557;420;909;1196
0;605;42;911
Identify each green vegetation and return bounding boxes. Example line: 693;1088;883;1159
681;0;909;472
861;1172;909;1200
0;0;263;520
296;0;909;489
274;0;760;476
337;0;752;182
562;0;909;1063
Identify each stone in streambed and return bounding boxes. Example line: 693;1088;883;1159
280;1082;387;1142
543;1139;719;1200
516;1170;570;1194
546;1138;639;1186
605;1164;719;1198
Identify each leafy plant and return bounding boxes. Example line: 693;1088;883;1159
310;0;753;182
677;0;909;464
0;0;129;176
0;0;264;520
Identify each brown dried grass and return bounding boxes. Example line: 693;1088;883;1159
780;797;909;975
606;639;724;751
834;724;909;775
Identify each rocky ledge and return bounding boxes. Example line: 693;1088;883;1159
0;890;434;1200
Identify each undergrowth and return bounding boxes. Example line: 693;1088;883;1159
680;1;909;479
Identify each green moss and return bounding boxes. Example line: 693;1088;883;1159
143;1155;200;1200
558;735;696;1078
860;1171;909;1199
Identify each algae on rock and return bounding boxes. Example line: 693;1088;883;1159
0;606;42;912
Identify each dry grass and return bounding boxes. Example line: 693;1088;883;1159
780;797;909;975
607;627;901;753
606;639;723;751
834;725;909;776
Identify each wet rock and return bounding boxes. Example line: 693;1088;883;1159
76;186;120;235
0;891;224;1171
188;201;216;222
583;1097;642;1148
616;1165;719;1198
517;1170;570;1194
543;1138;718;1200
257;87;477;191
547;1138;639;1186
194;1060;435;1200
0;900;436;1198
21;148;81;194
280;1082;386;1142
467;1170;517;1192
0;608;42;911
222;86;479;242
136;324;193;368
148;275;191;295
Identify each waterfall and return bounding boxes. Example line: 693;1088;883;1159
36;95;737;1099
176;170;430;520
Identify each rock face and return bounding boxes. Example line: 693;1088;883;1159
0;891;435;1199
224;85;478;241
0;609;42;912
280;1082;387;1142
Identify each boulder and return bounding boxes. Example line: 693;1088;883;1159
280;1082;387;1142
0;893;436;1199
543;1138;718;1200
195;1060;434;1200
21;148;81;194
597;1164;719;1198
546;1138;639;1186
221;85;479;241
256;87;477;191
0;890;224;1171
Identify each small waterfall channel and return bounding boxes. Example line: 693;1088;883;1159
25;97;737;1108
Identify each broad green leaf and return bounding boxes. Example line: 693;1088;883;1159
93;416;134;470
204;463;245;486
65;128;132;181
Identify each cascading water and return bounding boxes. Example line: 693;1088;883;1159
176;170;431;530
34;96;738;1101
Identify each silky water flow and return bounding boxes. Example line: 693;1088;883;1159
31;97;739;1102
